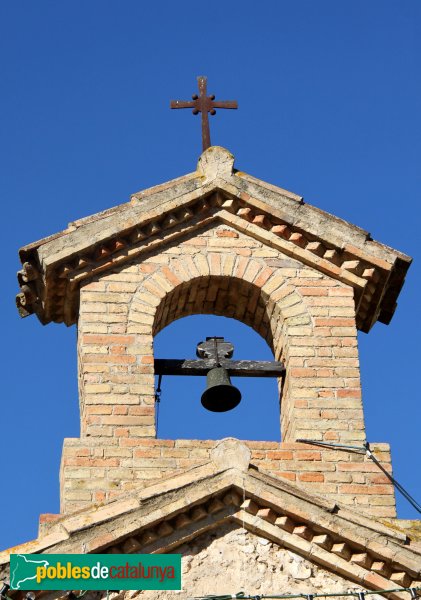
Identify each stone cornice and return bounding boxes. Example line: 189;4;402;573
0;440;419;598
16;147;411;332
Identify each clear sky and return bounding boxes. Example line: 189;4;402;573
1;1;420;551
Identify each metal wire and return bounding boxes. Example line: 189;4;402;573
155;374;163;437
296;439;421;514
296;439;366;453
190;586;421;600
364;443;421;514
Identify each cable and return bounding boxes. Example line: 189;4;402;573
296;439;366;454
190;586;421;600
155;374;163;437
364;443;421;514
296;439;421;514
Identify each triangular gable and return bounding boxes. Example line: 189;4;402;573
16;147;411;332
1;440;419;599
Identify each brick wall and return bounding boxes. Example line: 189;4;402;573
60;438;396;517
61;223;396;517
77;224;364;444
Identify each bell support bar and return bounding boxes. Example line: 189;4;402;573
154;337;285;378
154;358;285;377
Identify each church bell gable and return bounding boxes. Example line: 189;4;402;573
14;146;412;520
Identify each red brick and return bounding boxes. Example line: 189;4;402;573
300;288;328;296
315;318;355;327
296;451;321;461
94;491;106;503
266;451;294;460
91;458;120;467
368;476;392;486
321;410;339;419
72;448;90;457
298;473;324;482
115;428;129;437
138;439;175;447
39;513;61;525
161;265;182;287
339;484;392;495
216;230;238;238
86;406;113;415
141;355;154;364
82;335;134;344
338;463;385;473
328;287;355;296
120;438;143;446
276;472;296;482
110;345;127;355
84;354;136;364
128;406;154;416
134;449;161;458
323;431;340;441
337;389;361;398
139;264;157;273
290;368;317;377
254;267;274;288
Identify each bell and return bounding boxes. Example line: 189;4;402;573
201;367;242;412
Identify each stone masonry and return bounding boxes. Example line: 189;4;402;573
3;439;420;598
120;523;390;600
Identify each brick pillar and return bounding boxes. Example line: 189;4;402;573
78;275;155;439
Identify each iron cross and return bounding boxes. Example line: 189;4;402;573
170;76;238;152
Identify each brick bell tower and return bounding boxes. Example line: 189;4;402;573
13;145;412;519
3;142;421;600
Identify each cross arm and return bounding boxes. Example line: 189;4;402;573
154;358;285;378
211;101;238;109
170;100;196;109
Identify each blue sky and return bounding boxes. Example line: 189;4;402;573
1;1;420;550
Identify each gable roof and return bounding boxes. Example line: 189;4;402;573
16;147;411;332
1;440;420;599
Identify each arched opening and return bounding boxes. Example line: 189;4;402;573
149;274;285;441
152;275;276;347
154;314;281;441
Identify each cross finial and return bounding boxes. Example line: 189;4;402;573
170;76;238;152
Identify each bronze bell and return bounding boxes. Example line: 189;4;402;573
201;367;242;412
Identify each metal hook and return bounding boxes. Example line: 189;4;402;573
155;374;163;402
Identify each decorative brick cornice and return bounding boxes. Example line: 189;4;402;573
16;147;411;332
98;486;419;597
1;467;419;600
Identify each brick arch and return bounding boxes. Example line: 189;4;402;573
127;254;313;360
125;255;315;441
153;275;276;343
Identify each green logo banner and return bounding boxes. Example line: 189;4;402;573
10;554;181;591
